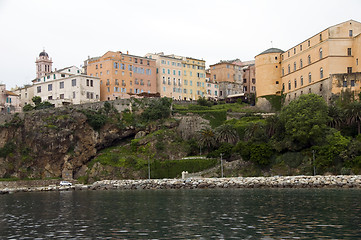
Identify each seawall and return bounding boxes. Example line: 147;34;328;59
1;175;361;194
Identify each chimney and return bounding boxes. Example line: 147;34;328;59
127;50;129;54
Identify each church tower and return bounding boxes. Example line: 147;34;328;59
36;49;53;78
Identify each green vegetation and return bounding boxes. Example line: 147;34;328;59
151;158;218;178
23;96;55;111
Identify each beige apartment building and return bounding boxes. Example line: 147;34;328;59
145;53;183;99
84;51;157;101
255;20;361;104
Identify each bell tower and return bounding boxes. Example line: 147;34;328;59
36;49;53;78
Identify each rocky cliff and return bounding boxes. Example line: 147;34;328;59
0;108;137;179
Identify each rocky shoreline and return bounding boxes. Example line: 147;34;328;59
1;175;361;194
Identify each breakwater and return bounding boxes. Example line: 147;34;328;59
1;175;361;194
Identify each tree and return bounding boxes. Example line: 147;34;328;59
328;104;344;129
32;96;42;106
215;124;239;145
196;128;216;149
140;97;172;122
345;101;361;135
279;94;330;149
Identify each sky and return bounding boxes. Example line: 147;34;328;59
0;0;361;89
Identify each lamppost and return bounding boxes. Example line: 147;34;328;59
312;150;316;176
148;156;151;180
220;153;224;178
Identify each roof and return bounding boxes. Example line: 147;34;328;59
257;48;284;56
5;90;19;96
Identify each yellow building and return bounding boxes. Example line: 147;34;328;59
255;20;361;104
182;57;206;101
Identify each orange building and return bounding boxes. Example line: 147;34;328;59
84;51;157;101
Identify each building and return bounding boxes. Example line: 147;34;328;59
241;62;256;95
255;20;361;104
0;84;21;113
15;50;100;108
144;53;183;99
209;59;247;99
84;51;157;101
145;53;206;101
36;49;53;78
205;70;219;100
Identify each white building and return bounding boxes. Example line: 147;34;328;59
15;51;100;108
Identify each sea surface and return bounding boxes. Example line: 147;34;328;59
0;188;360;239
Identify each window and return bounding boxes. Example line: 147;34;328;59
288;64;290;73
319;48;323;59
294;79;297;88
48;84;52;91
61;74;65;77
73;92;76;99
348;48;352;56
320;68;323;78
308;40;310;47
282;68;284;76
122;80;126;86
294;62;296;71
252;78;255;84
48;96;52;100
115;79;119;85
107;70;109;75
148;80;151;86
343;81;347;87
300;76;303;86
162;76;166;84
96;64;98;69
282;83;285;91
288;51;290;57
86;79;89;86
227;73;230;79
100;64;102;68
90;80;93;87
213;75;216;80
60;82;64;89
243;79;247;83
351;80;355;87
319;33;322;41
349;30;353;37
106;79;110;85
308;55;311;64
347;67;352;73
300;59;303;68
60;94;64;99
300;45;303;51
357;59;359;65
308;72;312;83
288;81;291;90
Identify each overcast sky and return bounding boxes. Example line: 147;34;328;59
0;0;360;89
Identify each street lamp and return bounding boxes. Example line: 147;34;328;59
220;153;224;178
148;156;151;180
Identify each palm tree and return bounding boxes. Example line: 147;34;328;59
215;124;239;145
197;128;216;149
328;104;344;129
345;101;361;135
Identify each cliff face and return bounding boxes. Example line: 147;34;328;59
0;109;137;179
